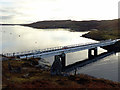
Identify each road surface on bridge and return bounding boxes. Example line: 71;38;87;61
3;39;120;59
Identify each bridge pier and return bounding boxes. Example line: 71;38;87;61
59;53;66;69
88;47;97;59
94;47;97;56
51;53;66;75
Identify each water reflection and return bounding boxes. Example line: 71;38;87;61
1;25;97;53
77;52;118;82
1;25;118;82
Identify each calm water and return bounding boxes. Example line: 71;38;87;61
1;25;119;82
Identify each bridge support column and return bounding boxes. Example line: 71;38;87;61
60;53;66;69
51;53;66;75
94;47;97;57
51;55;62;75
88;48;92;59
88;47;97;59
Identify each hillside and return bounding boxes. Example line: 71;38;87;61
2;59;120;89
82;19;119;40
22;19;119;41
22;20;98;31
22;19;118;32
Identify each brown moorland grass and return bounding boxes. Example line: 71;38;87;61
2;59;120;89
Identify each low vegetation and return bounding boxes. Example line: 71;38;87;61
23;19;118;31
82;30;120;40
2;59;120;89
81;19;119;40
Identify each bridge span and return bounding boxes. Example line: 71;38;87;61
3;39;119;58
2;39;120;71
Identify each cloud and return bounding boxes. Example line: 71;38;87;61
1;15;14;20
0;0;119;24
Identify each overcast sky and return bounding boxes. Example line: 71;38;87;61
0;0;119;24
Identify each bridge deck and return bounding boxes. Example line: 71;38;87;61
2;39;120;59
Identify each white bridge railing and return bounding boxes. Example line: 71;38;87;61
2;42;97;56
2;39;120;58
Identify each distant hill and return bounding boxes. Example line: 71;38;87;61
22;19;118;31
22;19;120;40
81;19;119;40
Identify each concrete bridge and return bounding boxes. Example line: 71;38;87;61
63;51;115;72
2;39;120;70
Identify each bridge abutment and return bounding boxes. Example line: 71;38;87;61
88;47;97;59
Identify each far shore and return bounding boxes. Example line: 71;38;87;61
1;19;120;51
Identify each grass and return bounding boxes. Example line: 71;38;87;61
2;59;120;89
83;29;120;40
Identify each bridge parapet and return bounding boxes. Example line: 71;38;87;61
2;39;119;59
2;42;96;57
